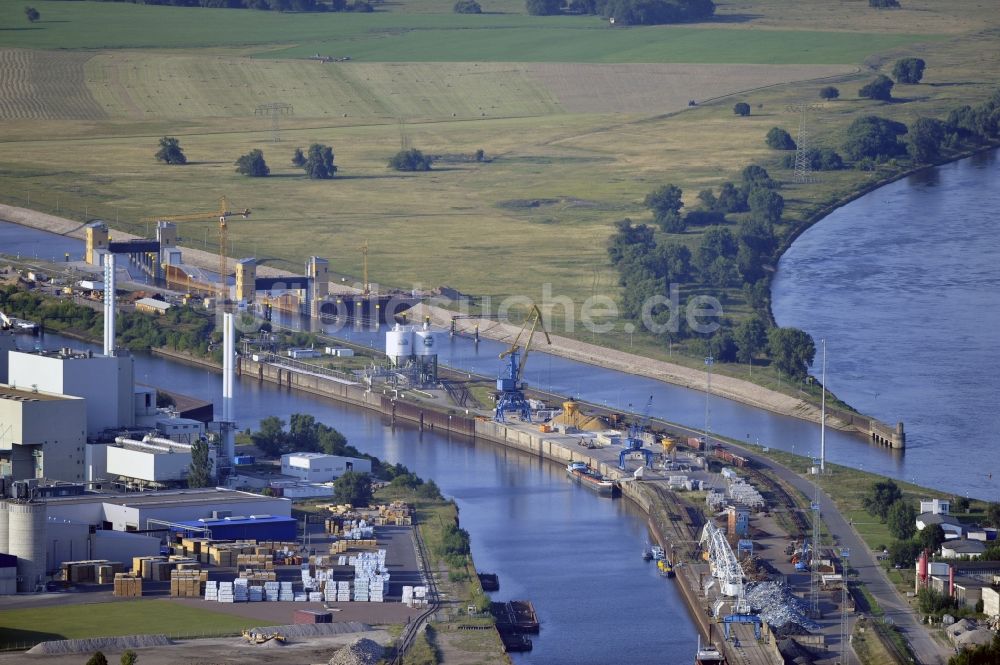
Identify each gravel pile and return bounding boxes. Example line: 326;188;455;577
252;622;371;639
745;582;819;632
328;637;384;665
27;635;172;655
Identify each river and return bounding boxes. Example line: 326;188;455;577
772;149;1000;500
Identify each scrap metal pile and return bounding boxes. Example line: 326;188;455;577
744;582;819;634
328;637;384;665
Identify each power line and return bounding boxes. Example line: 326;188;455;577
254;102;294;143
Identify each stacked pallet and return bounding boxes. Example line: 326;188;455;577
204;580;218;601
62;560;125;584
248;585;264;602
279;581;294;601
238;570;277;583
133;556;182;582
375;502;412;526
217;581;235;603
113;573;142;598
236;553;275;570
264;581;280;601
233;578;249;602
170;569;208;597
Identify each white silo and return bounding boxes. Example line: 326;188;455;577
385;325;413;366
0;501;8;554
413;328;438;356
8;501;47;592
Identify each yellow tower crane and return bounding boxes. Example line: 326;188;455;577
141;196;250;301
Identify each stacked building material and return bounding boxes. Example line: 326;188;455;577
236;553;275;570
353;550;388;602
113;573;142;598
233;578;249;601
238;570;277;582
279;581;294;601
248;585;264;602
170;569;207;597
62;560;125;584
264;581;280;601
217;581;235;603
204;580;218;601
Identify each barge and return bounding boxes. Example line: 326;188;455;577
566;461;617;497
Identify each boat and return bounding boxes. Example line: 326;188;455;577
565;461;616;497
650;545;665;561
642;548;653;561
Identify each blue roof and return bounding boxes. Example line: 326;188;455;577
177;515;295;528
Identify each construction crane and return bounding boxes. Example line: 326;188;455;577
494;305;550;423
141;196;250;301
619;395;656;469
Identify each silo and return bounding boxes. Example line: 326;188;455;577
0;501;8;554
413;328;438;356
384;325;413;366
8;501;47;592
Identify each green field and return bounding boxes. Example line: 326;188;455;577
0;599;262;648
0;2;940;63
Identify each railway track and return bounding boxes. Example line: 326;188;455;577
391;521;441;664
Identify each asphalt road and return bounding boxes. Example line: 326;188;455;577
724;441;950;665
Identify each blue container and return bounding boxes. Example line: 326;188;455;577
234;455;255;465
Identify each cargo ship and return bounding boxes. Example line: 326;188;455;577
566;461;616;497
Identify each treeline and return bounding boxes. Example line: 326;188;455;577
528;0;714;24
77;0;374;13
0;284;220;359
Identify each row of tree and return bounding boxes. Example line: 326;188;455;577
158;138;436;176
84;0;374;13
526;0;714;24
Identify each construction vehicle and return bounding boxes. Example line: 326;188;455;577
618;395;655;469
242;629;287;644
141;196;250;301
494;305;551;423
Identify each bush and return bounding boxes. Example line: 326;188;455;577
234;149;269;177
389;148;433;171
819;86;839;100
733;102;751;117
154;136;186;165
869;0;900;6
765;127;796;150
453;0;482;12
782;147;844;171
525;0;561;14
892;57;926;84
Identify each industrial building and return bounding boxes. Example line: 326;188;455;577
915;512;964;539
0;385;86;482
175;515;296;541
280;452;371;483
0;488;292;592
8;348;134;436
106;435;218;489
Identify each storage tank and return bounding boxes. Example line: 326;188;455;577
385;325;413;364
413;328;438;357
7;501;47;591
0;501;8;554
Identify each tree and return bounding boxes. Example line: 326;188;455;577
863;479;903;521
953;497;970;514
187;439;212;488
24;6;40;22
819;86;839;100
716;182;748;213
291;147;306;167
697;227;738;274
734;315;767;363
154;137;187;165
765;127;796;150
918;524;946;553
333;471;373;506
454;0;482;11
86;653;109;665
892;57;926;84
842;115;909;162
767;327;815;380
748;188;784;224
948;632;1000;665
987;502;1000;528
120;650;138;665
235;149;269;177
733;102;751;117
645;184;685;232
741;164;777;190
302;143;336;179
388;148;433;172
417;479;443;500
888;539;921;568
251;416;286;457
908;117;946;163
887;500;917;540
859;74;894;102
706;330;737;362
869;0;900;7
525;0;561;14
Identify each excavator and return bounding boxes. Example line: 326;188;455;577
242;629;287;645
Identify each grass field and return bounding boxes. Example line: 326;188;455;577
0;599;262;648
0;0;997;391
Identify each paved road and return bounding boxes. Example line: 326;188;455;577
724;441;950;665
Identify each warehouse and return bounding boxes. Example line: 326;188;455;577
175;515;297;541
0;385;86;483
280;452;371;483
106;436;218;488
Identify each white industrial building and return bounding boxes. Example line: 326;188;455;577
0;488;290;592
920;498;950;515
106;436;217;488
280;452;371;483
0;385;86;483
0;331;15;383
8;348;134;436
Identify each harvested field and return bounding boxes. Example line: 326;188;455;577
0;49;105;121
524;62;853;114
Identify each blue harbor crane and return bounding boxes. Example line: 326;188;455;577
494;305;551;423
619;395;656;469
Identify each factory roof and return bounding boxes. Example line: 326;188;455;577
177;515;295;527
917;512;962;526
0;384;78;402
42;487;288;508
944;540;987;554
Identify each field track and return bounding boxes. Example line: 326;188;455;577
0;49;105;120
